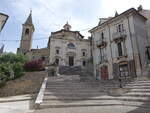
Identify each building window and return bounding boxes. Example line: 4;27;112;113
117;24;124;32
55;58;59;65
101;32;104;40
41;56;45;61
56;49;59;54
25;28;29;35
117;42;123;57
119;64;129;77
83;52;85;56
68;43;75;49
146;47;150;60
83;61;86;66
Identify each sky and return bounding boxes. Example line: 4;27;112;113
0;0;149;53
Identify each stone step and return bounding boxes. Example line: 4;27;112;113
42;95;150;102
46;84;101;87
133;81;150;83
40;97;150;108
44;89;105;93
46;87;102;89
125;86;150;89
44;91;150;97
129;90;150;93
126;83;150;86
131;89;150;92
124;92;150;97
44;92;107;96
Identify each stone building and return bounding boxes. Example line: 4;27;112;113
48;22;91;67
0;12;8;55
17;12;91;67
0;12;8;32
17;12;49;64
17;11;35;54
89;7;150;80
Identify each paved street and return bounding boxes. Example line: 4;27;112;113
0;94;34;113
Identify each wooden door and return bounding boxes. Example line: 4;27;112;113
69;56;74;66
101;66;108;80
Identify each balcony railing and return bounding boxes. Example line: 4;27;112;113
99;55;108;64
112;30;127;41
96;38;107;48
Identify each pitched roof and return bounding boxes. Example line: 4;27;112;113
51;29;84;38
89;8;147;33
24;11;33;26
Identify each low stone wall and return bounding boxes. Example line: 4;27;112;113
0;71;47;97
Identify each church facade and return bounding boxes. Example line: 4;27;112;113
48;23;91;67
17;12;91;67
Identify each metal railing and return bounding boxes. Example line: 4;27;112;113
95;38;107;46
112;30;127;40
99;55;108;64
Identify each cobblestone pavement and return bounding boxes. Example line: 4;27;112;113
34;75;150;113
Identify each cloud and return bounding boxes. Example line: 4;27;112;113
6;0;102;38
1;0;150;52
101;0;150;17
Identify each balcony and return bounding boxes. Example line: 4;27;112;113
99;55;108;64
96;38;107;48
112;30;127;42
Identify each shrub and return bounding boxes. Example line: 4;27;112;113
24;59;45;71
12;62;25;79
0;53;28;82
0;53;28;64
0;71;7;82
0;63;13;81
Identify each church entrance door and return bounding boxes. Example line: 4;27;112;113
69;56;74;66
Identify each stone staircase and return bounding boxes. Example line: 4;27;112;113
59;66;82;75
38;75;150;110
142;63;150;77
58;66;91;76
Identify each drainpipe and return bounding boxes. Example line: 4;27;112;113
127;16;137;77
108;24;114;79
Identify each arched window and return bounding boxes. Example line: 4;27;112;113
68;43;75;49
25;28;29;35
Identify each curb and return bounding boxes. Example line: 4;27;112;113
35;77;48;109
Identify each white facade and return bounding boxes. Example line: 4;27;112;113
48;23;91;67
90;8;150;80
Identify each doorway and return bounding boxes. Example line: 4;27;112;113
100;66;108;80
69;56;74;66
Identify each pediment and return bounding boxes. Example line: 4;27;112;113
51;29;84;41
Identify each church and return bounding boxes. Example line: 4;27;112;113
17;12;92;67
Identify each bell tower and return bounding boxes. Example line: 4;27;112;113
18;11;35;54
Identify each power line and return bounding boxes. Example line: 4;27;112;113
0;26;93;42
0;37;49;42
